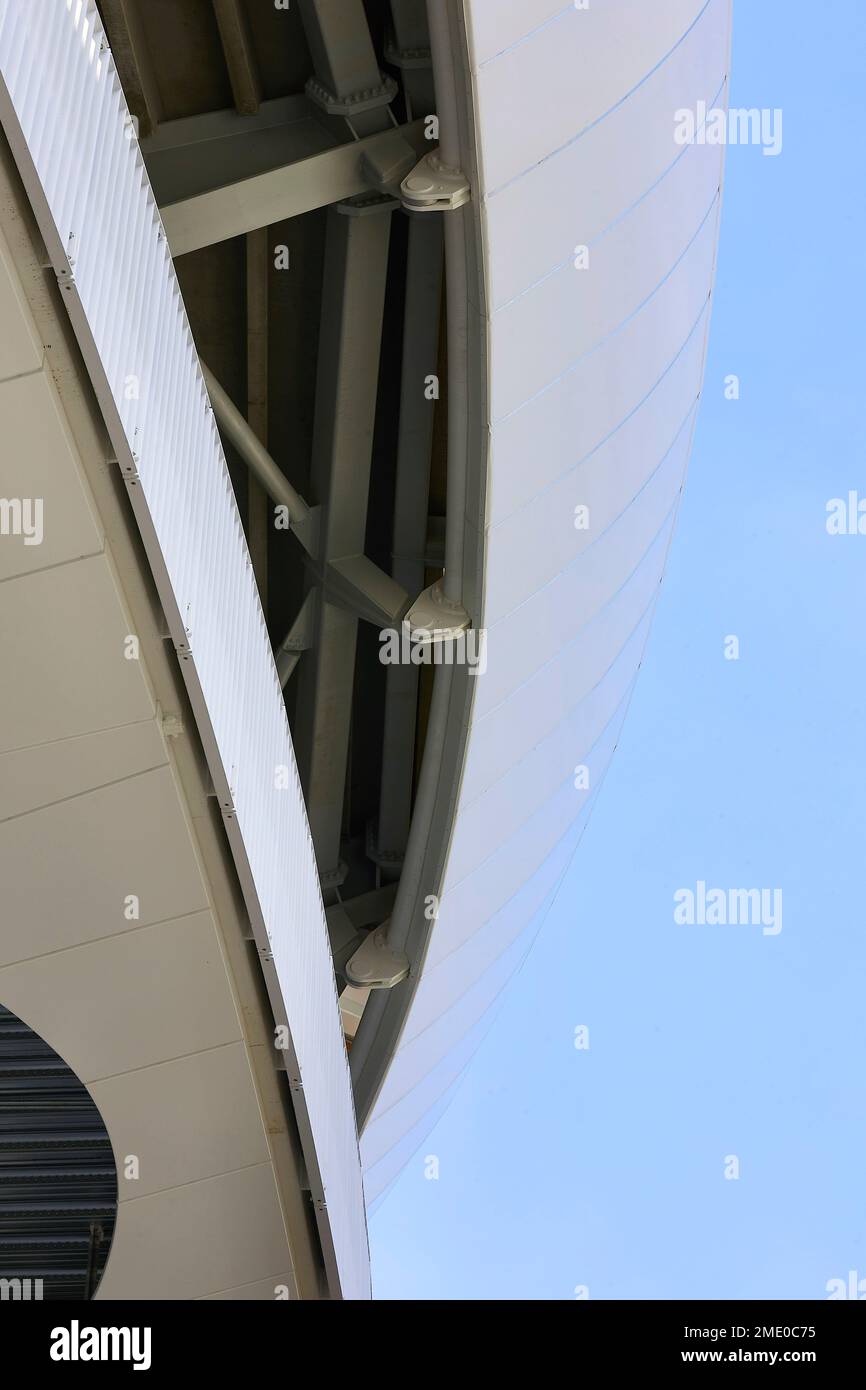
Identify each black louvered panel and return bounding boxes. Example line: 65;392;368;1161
0;1007;118;1300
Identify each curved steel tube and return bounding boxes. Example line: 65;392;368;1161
350;0;483;1126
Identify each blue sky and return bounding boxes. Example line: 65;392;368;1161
370;0;866;1300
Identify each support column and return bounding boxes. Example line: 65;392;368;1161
374;213;443;870
293;201;394;883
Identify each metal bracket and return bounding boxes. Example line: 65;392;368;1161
359;128;420;197
325;553;409;628
320;860;349;892
405;579;471;644
344;925;409;990
401;151;470;212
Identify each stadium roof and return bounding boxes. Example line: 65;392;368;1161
361;0;732;1204
0;0;731;1295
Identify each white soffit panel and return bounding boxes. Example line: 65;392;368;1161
362;0;732;1205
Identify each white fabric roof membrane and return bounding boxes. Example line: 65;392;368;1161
362;0;733;1205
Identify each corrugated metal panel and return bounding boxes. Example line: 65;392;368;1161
0;0;369;1298
362;0;732;1205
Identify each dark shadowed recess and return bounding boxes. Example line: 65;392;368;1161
0;1006;117;1300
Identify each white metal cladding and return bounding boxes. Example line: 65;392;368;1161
362;0;732;1205
0;0;370;1298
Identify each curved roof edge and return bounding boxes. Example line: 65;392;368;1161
362;0;733;1207
348;0;492;1132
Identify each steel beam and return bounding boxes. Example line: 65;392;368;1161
161;118;426;256
350;0;487;1129
293;202;394;883
374;213;443;868
212;0;263;115
201;362;317;554
142;94;320;155
142;96;337;209
99;0;163;138
387;0;435;120
297;0;382;102
209;0;271;601
204;360;407;626
390;0;432;51
325;553;407;629
297;0;397;138
285;0;400;888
